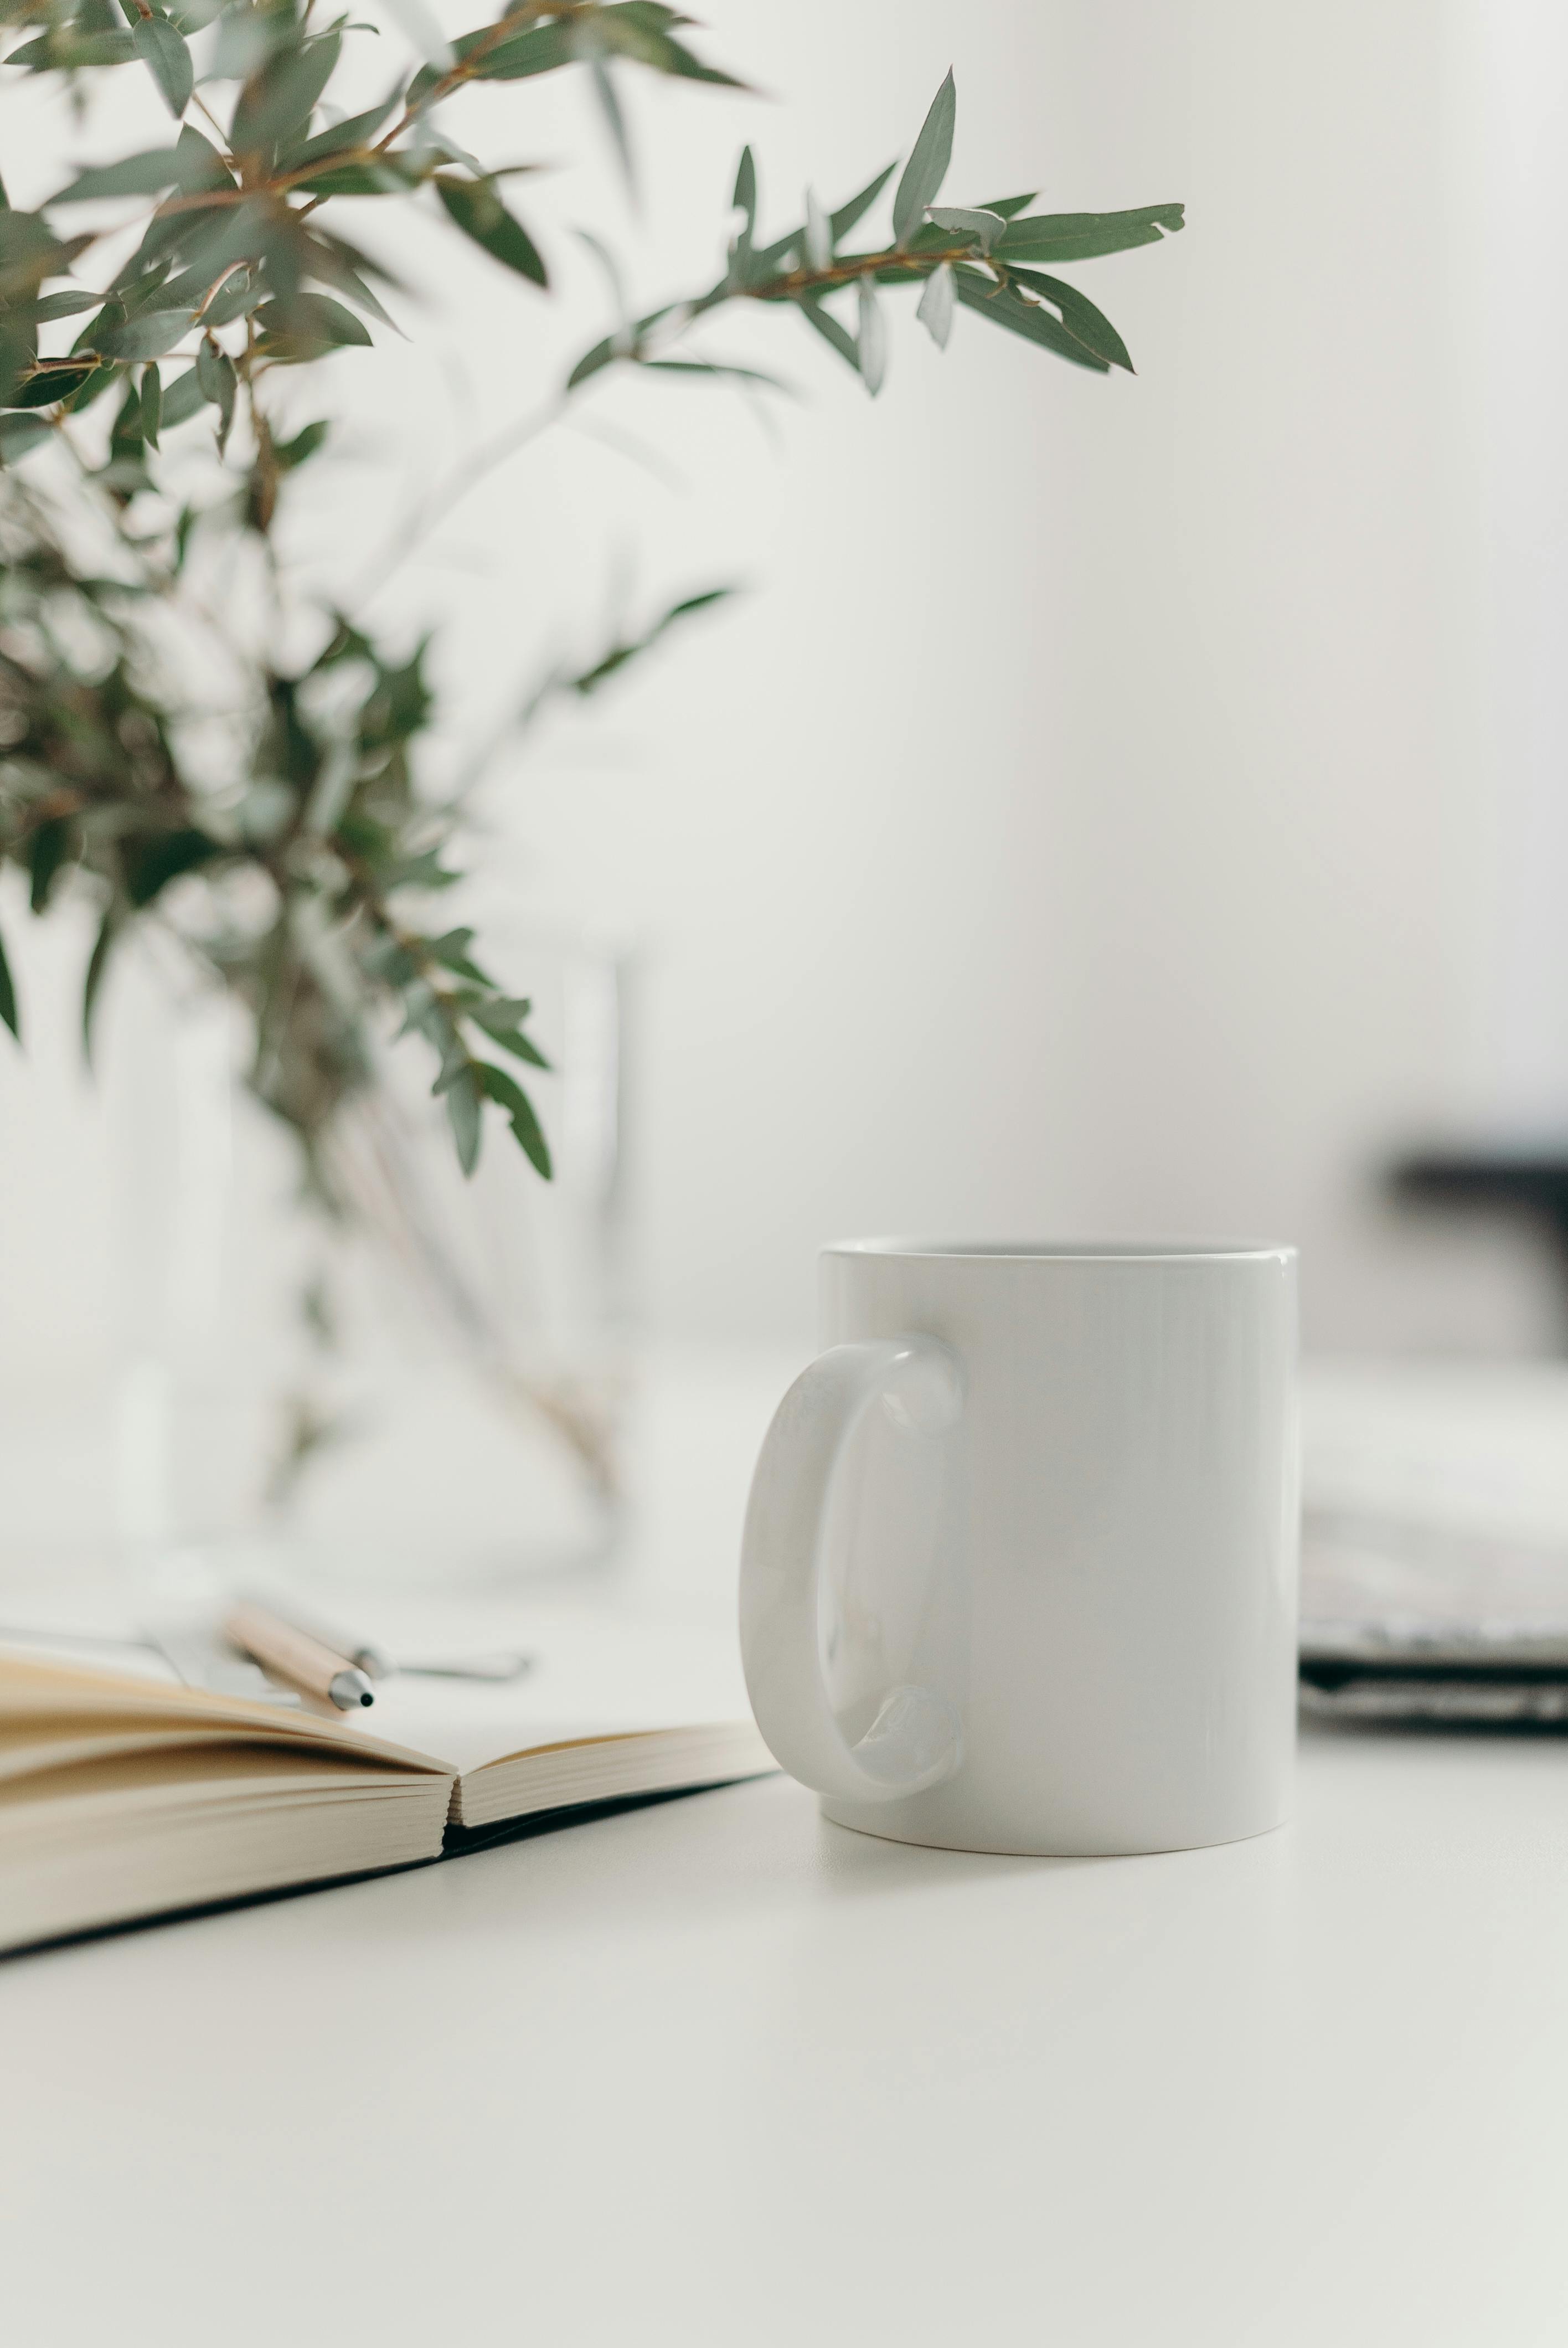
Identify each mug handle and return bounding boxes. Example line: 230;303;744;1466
739;1336;966;1806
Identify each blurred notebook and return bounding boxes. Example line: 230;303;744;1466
0;1614;773;1954
1301;1362;1568;1724
1301;1511;1568;1723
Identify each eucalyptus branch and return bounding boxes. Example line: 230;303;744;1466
0;6;1183;1190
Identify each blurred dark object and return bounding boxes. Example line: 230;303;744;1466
1391;1149;1568;1336
1301;1624;1568;1725
1302;1501;1568;1726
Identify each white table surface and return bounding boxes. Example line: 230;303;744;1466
6;1354;1568;2346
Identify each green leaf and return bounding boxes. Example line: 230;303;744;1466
27;816;74;912
147;259;228;324
280;93;401;171
133;13;193;117
427;927;492;985
831;161;895;246
74;297;123;359
160;363;204;425
0;920;18;1044
173;122;236;193
465;991;529;1024
362;935;420;988
477;1024;548;1070
406;14;584;102
558;584;735;697
434;176;547;287
139;360;161;445
30;289;99;321
733;143;756;231
254;292;373;358
9;28;135;68
120;263;178;318
1006;266;1133;372
748;225;800;277
445;1064;482;1175
566;333;615;389
288;162;412;198
469;995;549;1065
420;17;574;96
0;411;52;462
371;846;461;891
7;362;97;408
276;418;328;469
140;199;266;295
952;267;1111;373
796;295;859;374
298;235;402;332
196;337;235;441
995;202;1185;265
66;364;117;414
478;1062;551;1178
892;69;955;246
110;379;145;457
230;32;341;157
200;267;262;327
0;211;85;303
591;4;743;89
81;905;116;1061
49;148;189;204
662;586;735;623
121;826;220;907
76;298;122;357
0;323;30;409
97;307;193;361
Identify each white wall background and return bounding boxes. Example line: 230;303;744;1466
2;0;1564;1394
1459;1;1568;1132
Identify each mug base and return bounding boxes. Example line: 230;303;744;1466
818;1796;1290;1860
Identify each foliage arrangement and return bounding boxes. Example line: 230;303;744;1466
0;1;1184;1188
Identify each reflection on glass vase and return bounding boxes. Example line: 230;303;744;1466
103;928;635;1589
304;929;635;1581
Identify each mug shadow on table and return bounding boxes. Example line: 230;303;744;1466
429;1771;1136;1943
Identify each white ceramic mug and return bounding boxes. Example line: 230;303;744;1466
739;1239;1298;1856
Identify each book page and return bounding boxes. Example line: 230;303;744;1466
341;1608;754;1779
0;1645;450;1777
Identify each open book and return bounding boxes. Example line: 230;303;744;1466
1;1614;773;1955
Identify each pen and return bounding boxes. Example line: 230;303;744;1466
223;1601;375;1711
246;1599;390;1682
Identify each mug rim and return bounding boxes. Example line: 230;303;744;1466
823;1236;1296;1264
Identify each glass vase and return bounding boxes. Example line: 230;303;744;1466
100;928;636;1592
